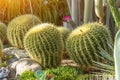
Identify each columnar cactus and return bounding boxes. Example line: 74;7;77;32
57;27;71;58
24;23;62;69
0;22;7;44
66;23;112;70
7;14;41;49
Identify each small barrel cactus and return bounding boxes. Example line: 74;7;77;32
57;27;71;59
66;23;112;71
0;22;7;44
24;23;62;69
7;14;41;49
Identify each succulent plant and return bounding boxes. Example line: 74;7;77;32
24;23;62;69
7;14;41;49
66;23;112;71
57;27;71;59
0;22;7;44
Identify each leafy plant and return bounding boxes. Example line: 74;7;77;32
93;42;114;73
20;70;38;80
44;66;84;80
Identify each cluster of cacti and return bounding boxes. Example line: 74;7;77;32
7;14;41;49
57;27;71;58
66;23;112;71
24;23;62;69
0;22;7;44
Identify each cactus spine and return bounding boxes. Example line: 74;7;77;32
57;27;71;58
0;22;7;44
7;14;41;49
66;23;112;70
24;23;62;69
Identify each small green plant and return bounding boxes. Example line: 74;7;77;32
20;70;38;80
44;66;84;80
20;70;54;80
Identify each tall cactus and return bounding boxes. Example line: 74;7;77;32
94;0;105;24
24;23;62;69
66;23;112;71
114;30;120;80
7;14;41;49
84;0;93;23
0;22;7;44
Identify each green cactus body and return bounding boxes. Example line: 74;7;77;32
66;23;112;70
7;14;41;49
0;22;7;44
24;23;62;69
57;27;71;59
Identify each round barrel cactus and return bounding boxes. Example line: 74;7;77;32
0;22;7;44
66;23;112;71
57;27;71;59
24;23;62;69
7;14;41;49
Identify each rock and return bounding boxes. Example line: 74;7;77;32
3;47;29;59
3;47;30;65
15;58;42;76
8;58;42;79
0;67;9;79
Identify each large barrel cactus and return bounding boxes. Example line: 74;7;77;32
0;22;7;44
66;23;112;70
57;27;71;59
7;14;41;49
24;23;62;69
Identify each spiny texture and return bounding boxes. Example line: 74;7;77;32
66;23;112;71
7;14;41;49
24;23;62;69
57;27;71;58
0;22;7;44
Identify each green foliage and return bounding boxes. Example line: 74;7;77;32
0;22;7;44
44;66;84;80
57;27;71;58
24;23;62;69
93;42;114;73
20;70;37;80
66;23;112;71
7;14;41;49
